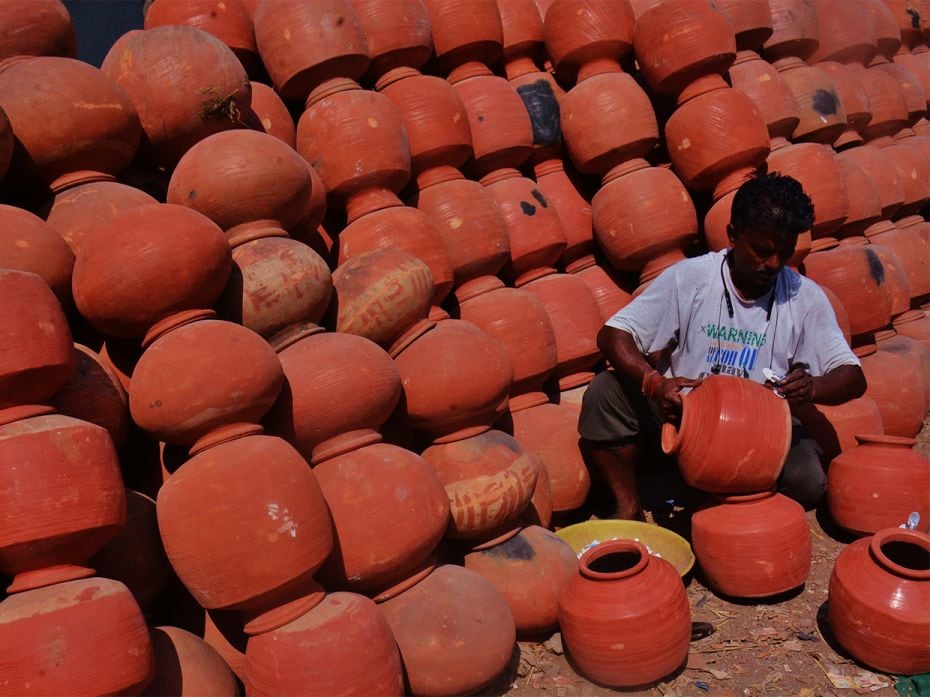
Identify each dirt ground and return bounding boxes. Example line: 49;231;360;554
484;417;930;697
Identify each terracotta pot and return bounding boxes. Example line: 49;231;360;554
885;0;926;49
247;592;404;696
338;203;454;308
854;343;925;437
422;0;503;76
894;47;930;104
573;260;634;323
886;215;930;301
861;0;902;61
768;143;849;238
243;81;296;147
532;156;592;269
836;144;904;219
390;319;513;443
894;309;930;348
129;320;284;449
482;168;566;285
377;564;516;697
331;249;433;348
315;443;449;593
264;330;401;463
728;50;800;142
72;203;231;343
876;328;930;406
0;204;74;307
421;429;537;544
828;528;930;675
157;434;332;634
0;105;11;180
350;0;432;79
872;136;930;216
774;59;847;144
867;239;912;316
835;156;883;237
0;578;153;695
90;490;169;611
794;397;884;463
0;0;76;61
41;181;157;255
634;0;736;96
456;276;557;407
253;0;368;103
144;626;239;696
101;26;249;168
821;284;853;345
763;0;819;62
692;491;811;597
521;272;602;390
0;411;125;593
0;270;73;414
51;344;130;447
507;401;591;512
504;48;564;155
499;0;545;67
593;160;697;285
414;168;511;287
463;525;577;635
542;0;635;85
716;0;773;51
808;0;878;65
872;60;927;123
662;375;792;493
856;66;910;140
558;540;691;687
816;61;872;148
0;57;141;192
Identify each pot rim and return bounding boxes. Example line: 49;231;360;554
579;539;649;581
869;528;930;581
853;434;917;447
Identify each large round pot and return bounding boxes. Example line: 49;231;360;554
762;0;819;63
875;329;930;407
143;626;239;697
728;50;800;142
874;216;930;301
0;0;76;61
0;204;74;307
422;0;503;76
776;59;847;144
558;540;691;688
661;375;792;493
834;156;882;237
808;0;877;65
855;342;925;438
243;81;296;147
836;144;904;219
532;156;592;270
351;0;432;79
817;60;872;148
794;396;884;463
895;309;930;349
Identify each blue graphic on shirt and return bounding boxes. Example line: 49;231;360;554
699;323;766;378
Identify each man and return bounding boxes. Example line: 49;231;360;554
578;169;867;519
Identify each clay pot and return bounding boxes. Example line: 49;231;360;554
264;330;401;463
692;491;811;597
857;66;910;140
456;276;557;408
861;0;902;60
41;181;157;255
203;611;249;686
0;411;125;593
873;137;930;216
463;525;577;635
338;203;454;308
662;375;792;493
247;592;404;696
794;397;884;463
422;0;503;76
101;26;250;167
593;160;697;285
854;343;925;438
0;57;141;193
254;0;369;102
872;60;927;123
377;564;516;697
499;0;545;68
72;204;231;343
532;156;592;269
129;320;284;449
821;284;853;345
894;309;930;348
834;156;883;237
573;260;634;322
350;0;432;79
0;0;76;61
0;270;74;414
716;0;773;51
542;0;634;85
315;443;449;593
507;402;591;512
773;59;847;144
51;344;130;447
144;626;239;696
157;434;332;635
0;204;74;307
836;144;904;218
808;0;878;65
894;48;930;104
728;50;801;142
330;249;433;348
817;61;872;147
763;0;820;62
0;578;153;695
243;82;296;147
828;528;930;675
558;540;691;688
876;329;930;406
867;219;930;301
421;429;537;544
521;272;603;390
867;239;912;316
390;319;513;442
90;490;169;611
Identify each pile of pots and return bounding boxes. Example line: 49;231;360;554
0;0;929;692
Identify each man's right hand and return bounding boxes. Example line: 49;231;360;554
654;377;703;425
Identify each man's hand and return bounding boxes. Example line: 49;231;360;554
654;377;703;425
775;362;814;405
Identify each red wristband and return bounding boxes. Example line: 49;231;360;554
641;370;662;399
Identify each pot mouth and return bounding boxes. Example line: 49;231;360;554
579;539;649;581
893;310;926;326
713;490;777;504
869;528;930;580
853;434;917;447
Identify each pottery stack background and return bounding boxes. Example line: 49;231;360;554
0;0;929;692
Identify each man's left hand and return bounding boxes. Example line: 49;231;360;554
778;362;815;405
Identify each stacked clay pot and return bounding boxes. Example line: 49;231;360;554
243;81;297;147
828;527;930;675
144;626;239;697
558;540;691;688
875;327;930;408
853;343;925;437
872;215;930;306
827;435;930;535
0;205;74;308
0;0;76;62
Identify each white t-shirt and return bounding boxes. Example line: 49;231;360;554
605;250;859;382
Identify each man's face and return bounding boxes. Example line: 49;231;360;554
726;225;798;293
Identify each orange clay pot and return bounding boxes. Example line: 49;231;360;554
523;452;553;528
866;239;911;317
0;0;76;61
866;219;930;300
834;156;882;237
855;343;925;438
542;0;635;85
422;0;503;76
895;309;930;349
872;60;927;124
143;626;238;697
350;0;432;79
728;50;800;143
894;47;930;105
861;0;902;61
808;0;878;66
532;156;593;269
0;204;74;307
794;397;884;464
763;0;819;63
661;375;792;494
101;26;249;168
876;328;930;407
573;260;634;323
692;491;811;598
716;0;773;51
774;58;847;144
243;82;296;147
836;144;904;219
828;528;930;675
558;540;691;688
821;284;853;345
246;592;405;697
857;66;910;140
767;142;849;238
817;61;872;148
871;136;930;216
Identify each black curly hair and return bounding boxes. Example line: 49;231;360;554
728;166;815;245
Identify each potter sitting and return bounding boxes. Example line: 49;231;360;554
578;169;867;519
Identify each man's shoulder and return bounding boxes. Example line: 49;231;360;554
663;250;726;285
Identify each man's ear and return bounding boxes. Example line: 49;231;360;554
726;223;737;245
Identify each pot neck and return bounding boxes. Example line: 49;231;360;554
579;539;649;581
226;221;289;248
142;309;216;349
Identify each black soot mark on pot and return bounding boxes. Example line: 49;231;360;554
812;89;839;117
531;189;548;208
907;7;921;29
487;533;535;560
520;201;537;215
865;248;885;285
516;80;561;147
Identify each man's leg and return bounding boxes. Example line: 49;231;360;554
584;443;644;520
778;421;826;510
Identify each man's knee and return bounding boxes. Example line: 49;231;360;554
578;371;641;449
778;436;826;510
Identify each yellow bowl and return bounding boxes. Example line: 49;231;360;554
555;520;695;577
